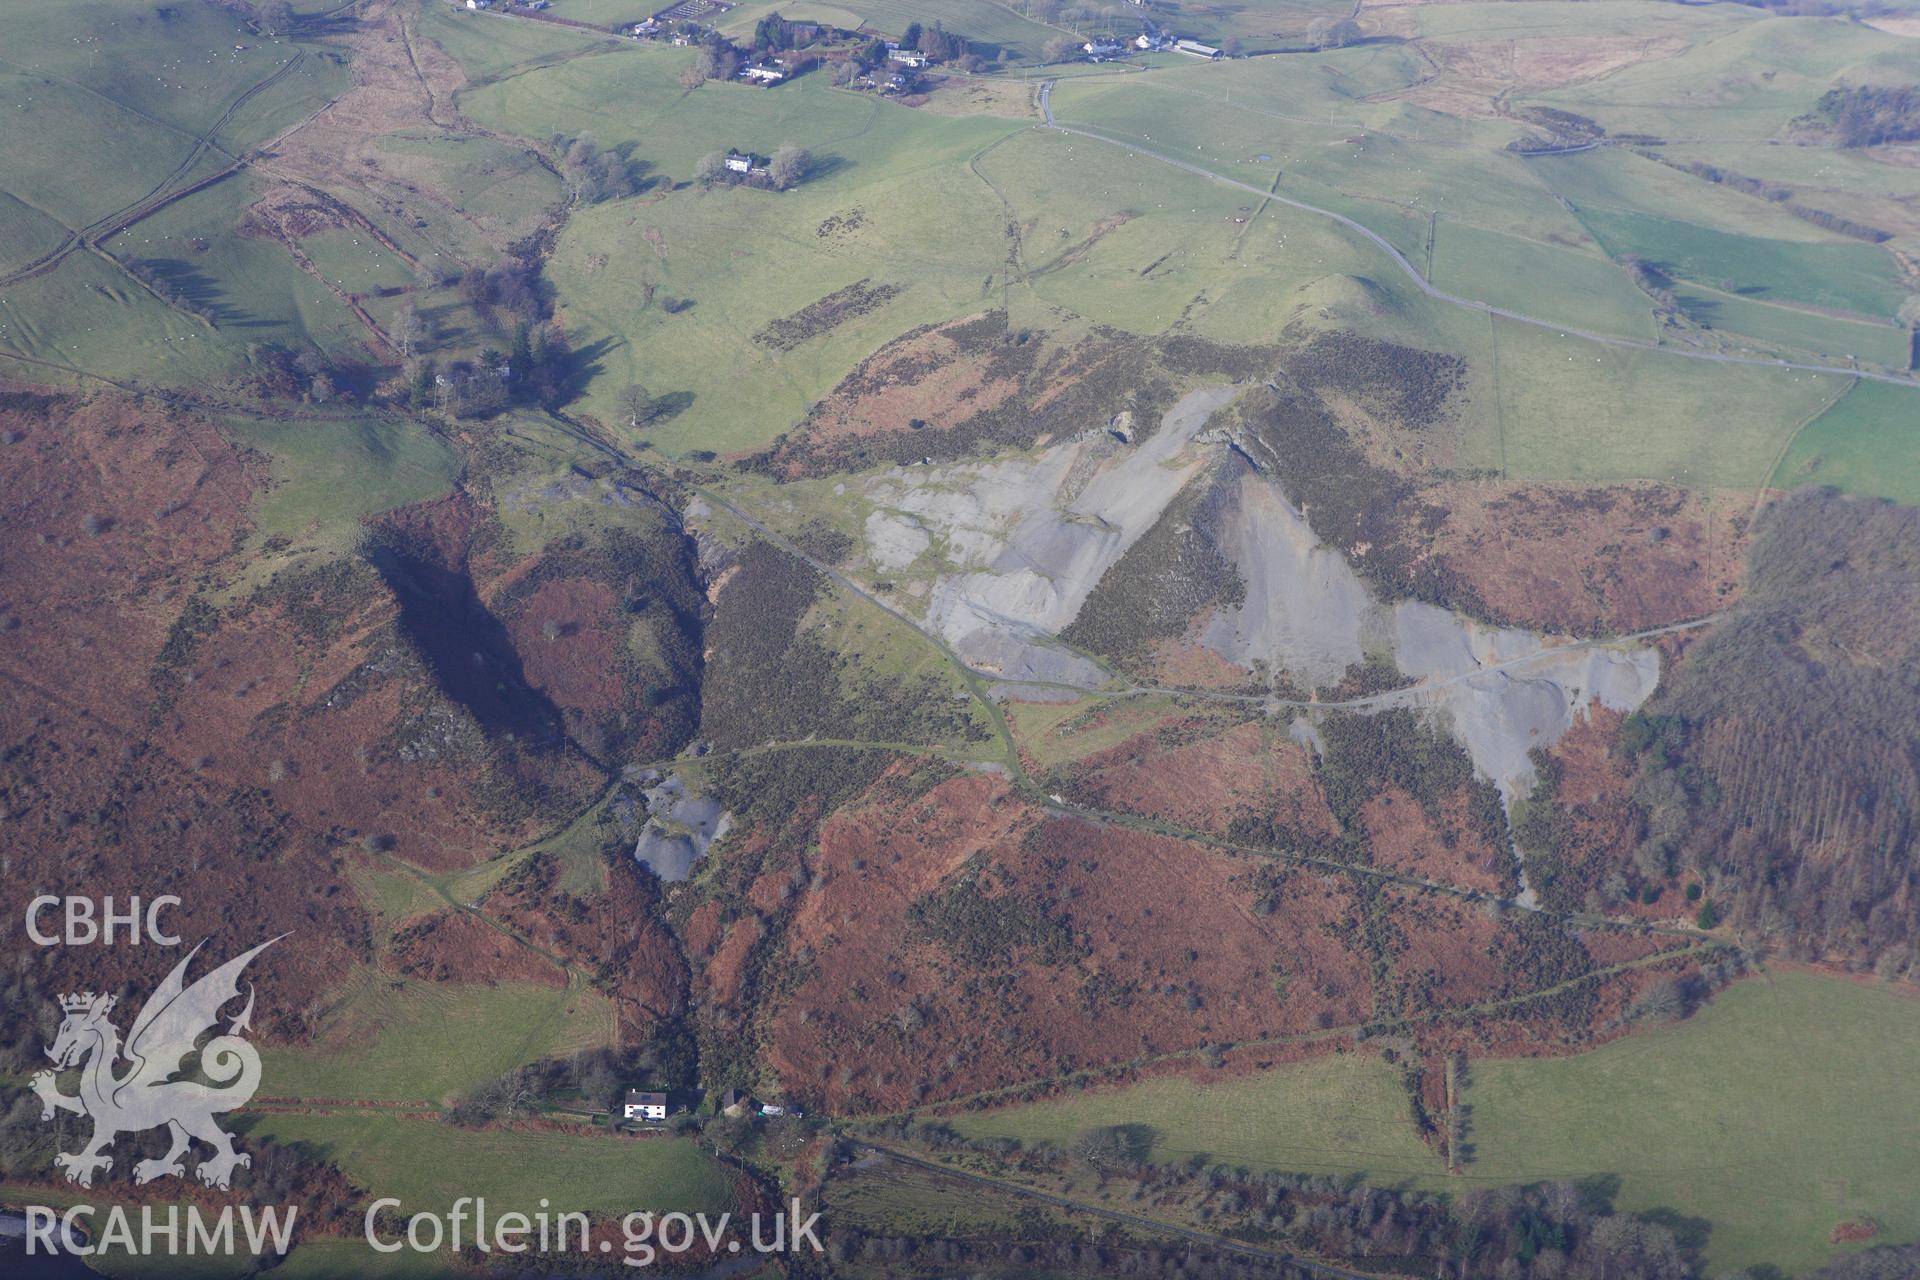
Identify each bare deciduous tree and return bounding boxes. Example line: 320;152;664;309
769;142;811;190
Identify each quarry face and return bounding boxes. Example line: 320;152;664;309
858;384;1661;876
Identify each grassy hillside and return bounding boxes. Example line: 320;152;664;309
797;0;1066;60
1483;315;1852;486
946;970;1920;1274
451;39;1903;468
1526;14;1920;141
224;411;460;545
1465;971;1920;1274
244;1114;736;1218
461;61;1015;454
1577;206;1906;320
1042;32;1917;357
1429;217;1654;341
949;1052;1447;1181
262;970;614;1104
1668;283;1912;369
1773;379;1920;503
0;0;344;224
3;0;1910;473
417;1;622;81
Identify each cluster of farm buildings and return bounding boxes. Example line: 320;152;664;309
1083;21;1222;61
620;1087;798;1124
457;0;1227;77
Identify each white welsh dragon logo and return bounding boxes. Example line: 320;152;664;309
31;937;281;1190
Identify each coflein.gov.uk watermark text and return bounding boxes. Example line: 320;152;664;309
25;1199;824;1268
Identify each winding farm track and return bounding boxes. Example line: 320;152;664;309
1035;81;1919;392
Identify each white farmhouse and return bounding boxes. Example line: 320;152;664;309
622;1090;669;1122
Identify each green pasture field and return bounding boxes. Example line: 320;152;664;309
537;0;660;27
1657;139;1920;203
1525;147;1912;356
1669;282;1912;369
463;59;1015;455
1046;59;1601;242
967;125;1474;357
1527;147;1854;245
0;248;236;385
1114;44;1428;122
0;0;314;138
263;968;610;1104
0;191;71;275
1143;0;1355;49
948;1050;1447;1181
0;74;236;243
371;132;567;247
459;43;885;180
0;0;345;228
222;411;458;544
1652;140;1920;244
1046;70;1907;327
243;1113;735;1218
1463;970;1920;1274
0;83;180;233
98;173;375;357
1575;206;1907;321
1396;0;1752;44
718;1;869;38
299;227;417;297
1523;10;1920;141
946;970;1920;1274
419;1;623;83
957;122;1860;490
1429;218;1653;340
1481;314;1853;486
980;126;1313;336
783;0;1067;60
1040;66;1369;163
1771;378;1920;504
1286;134;1593;249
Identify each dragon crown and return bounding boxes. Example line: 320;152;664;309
59;992;115;1014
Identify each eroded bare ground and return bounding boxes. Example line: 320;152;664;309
804;315;1740;670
